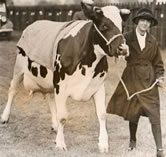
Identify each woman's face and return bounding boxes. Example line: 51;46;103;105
137;18;151;33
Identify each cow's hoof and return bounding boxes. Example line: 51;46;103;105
51;123;57;132
1;115;9;124
51;127;57;133
98;143;108;153
55;141;67;151
1;120;9;124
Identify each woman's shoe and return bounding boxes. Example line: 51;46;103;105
128;140;136;151
157;149;165;157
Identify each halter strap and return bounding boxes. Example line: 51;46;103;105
93;23;123;46
106;34;124;45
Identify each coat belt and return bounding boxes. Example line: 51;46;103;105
127;59;151;67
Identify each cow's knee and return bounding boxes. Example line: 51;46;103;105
10;73;23;90
55;94;68;125
57;111;68;125
60;118;67;125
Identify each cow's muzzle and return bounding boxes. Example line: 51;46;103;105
106;34;129;57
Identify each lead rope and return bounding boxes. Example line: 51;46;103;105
116;65;166;100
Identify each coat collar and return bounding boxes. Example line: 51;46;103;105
127;29;154;53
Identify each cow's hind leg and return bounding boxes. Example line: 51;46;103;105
93;84;108;153
1;52;24;123
1;72;23;124
54;91;68;151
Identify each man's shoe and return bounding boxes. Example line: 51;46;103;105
157;149;165;157
128;140;136;151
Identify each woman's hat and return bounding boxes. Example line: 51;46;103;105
132;8;158;27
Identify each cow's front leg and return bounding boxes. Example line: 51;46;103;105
93;84;108;153
46;94;58;131
54;91;68;151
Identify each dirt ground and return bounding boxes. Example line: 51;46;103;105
0;32;166;157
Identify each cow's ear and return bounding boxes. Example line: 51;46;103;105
93;7;103;16
120;9;130;22
81;2;94;18
90;7;104;22
81;2;103;20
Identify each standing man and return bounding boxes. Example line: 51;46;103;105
106;8;165;157
72;0;94;20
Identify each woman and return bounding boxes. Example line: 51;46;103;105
106;8;165;157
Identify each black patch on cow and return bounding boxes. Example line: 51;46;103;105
94;33;110;56
40;65;48;78
79;49;96;76
81;67;86;76
81;51;96;68
54;61;57;67
79;64;82;70
60;68;65;80
55;84;60;94
79;51;96;76
31;67;38;77
100;72;105;78
27;57;39;78
56;63;60;72
17;47;26;57
53;66;60;85
28;58;33;71
93;56;108;78
53;70;60;95
53;59;67;94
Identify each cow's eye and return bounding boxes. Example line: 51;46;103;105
100;24;109;31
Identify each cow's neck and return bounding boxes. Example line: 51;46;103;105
79;24;109;71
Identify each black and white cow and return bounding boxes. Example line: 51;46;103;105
1;5;130;152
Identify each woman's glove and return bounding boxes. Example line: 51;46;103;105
156;77;164;87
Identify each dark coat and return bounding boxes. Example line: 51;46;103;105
106;29;164;123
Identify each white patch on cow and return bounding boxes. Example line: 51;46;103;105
102;6;122;32
65;69;106;101
55;54;62;69
61;52;106;101
31;62;39;69
63;21;90;38
94;44;107;56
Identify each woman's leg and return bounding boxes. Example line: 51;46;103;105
151;124;165;157
128;121;138;151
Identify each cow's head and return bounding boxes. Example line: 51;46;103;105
82;4;130;57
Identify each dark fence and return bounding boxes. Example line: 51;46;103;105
6;5;81;30
6;3;166;48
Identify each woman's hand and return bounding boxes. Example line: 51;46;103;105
119;43;129;57
156;77;164;87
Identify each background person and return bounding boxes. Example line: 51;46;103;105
106;8;165;157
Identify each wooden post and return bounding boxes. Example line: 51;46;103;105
151;0;157;12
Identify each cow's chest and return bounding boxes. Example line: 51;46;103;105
54;56;108;101
63;65;108;101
